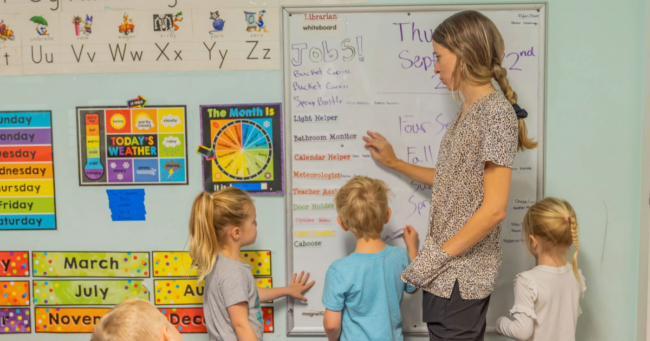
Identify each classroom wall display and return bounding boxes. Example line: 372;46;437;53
0;111;56;230
76;106;188;186
284;5;545;335
199;103;283;194
0;6;280;76
0;281;30;306
0;308;31;334
0;251;30;277
32;280;149;306
32;252;150;277
35;307;110;333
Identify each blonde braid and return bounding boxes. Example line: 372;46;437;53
569;216;581;285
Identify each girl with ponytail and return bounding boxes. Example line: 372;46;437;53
364;10;537;340
496;197;586;341
189;187;314;341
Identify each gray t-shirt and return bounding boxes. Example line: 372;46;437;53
204;254;263;341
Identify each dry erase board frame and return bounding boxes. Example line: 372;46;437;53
283;3;547;336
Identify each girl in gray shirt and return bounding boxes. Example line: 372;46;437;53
188;188;314;341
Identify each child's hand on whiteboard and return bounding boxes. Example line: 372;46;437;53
287;271;316;302
403;225;419;261
363;131;399;168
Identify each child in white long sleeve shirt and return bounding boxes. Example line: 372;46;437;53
496;198;586;341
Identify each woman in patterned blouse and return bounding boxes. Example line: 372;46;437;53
363;10;537;341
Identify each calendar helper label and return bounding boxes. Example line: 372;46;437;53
33;280;149;306
32;252;150;277
0;112;56;230
35;308;110;333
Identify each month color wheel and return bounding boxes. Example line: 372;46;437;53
212;119;273;181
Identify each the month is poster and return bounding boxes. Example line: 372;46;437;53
199;103;283;194
154;279;203;305
33;280;149;306
159;307;206;333
0;281;30;306
35;307;110;333
0;112;56;230
32;252;150;277
0;251;30;277
77;107;188;185
0;308;31;334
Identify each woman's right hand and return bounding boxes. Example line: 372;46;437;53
362;131;399;168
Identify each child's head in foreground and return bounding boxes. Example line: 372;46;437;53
334;176;391;240
91;298;183;341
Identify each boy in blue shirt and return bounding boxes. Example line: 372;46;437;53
323;176;419;341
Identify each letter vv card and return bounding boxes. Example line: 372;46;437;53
0;111;56;230
76;106;188;185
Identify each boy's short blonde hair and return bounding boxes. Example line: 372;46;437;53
334;176;389;239
91;298;168;341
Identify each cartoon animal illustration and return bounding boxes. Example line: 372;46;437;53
30;16;49;36
0;20;15;41
209;11;225;33
256;10;268;33
173;11;183;31
83;15;93;35
118;13;135;35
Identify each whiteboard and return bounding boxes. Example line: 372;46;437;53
283;4;546;336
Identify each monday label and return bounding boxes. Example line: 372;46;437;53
33;280;149;306
32;252;150;277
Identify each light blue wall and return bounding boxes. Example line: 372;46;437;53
0;1;644;341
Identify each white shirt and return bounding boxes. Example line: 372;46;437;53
496;263;586;341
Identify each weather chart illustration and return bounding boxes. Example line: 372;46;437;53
77;106;188;186
199;103;282;194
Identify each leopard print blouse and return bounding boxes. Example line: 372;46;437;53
400;91;518;300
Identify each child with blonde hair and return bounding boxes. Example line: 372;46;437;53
189;187;314;341
496;197;586;341
322;176;418;341
91;298;183;341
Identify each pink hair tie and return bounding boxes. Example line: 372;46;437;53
565;216;569;222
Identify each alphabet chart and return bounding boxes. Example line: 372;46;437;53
76;106;188;186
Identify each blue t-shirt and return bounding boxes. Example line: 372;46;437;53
322;245;416;341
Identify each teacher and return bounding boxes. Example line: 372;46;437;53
363;11;537;341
